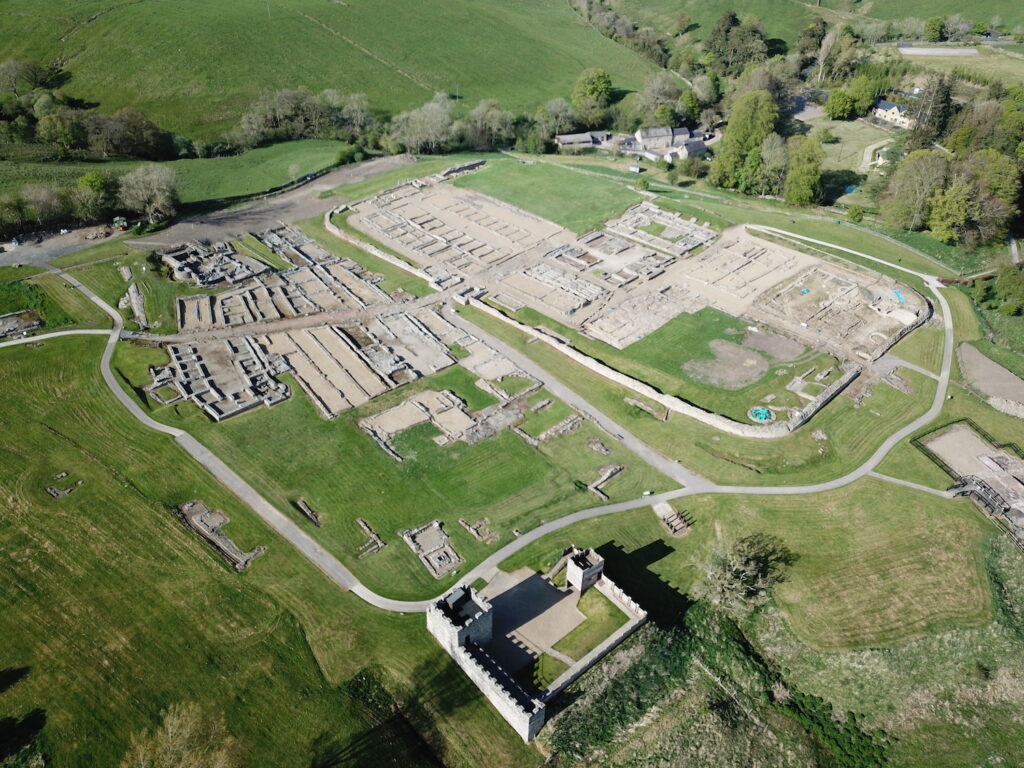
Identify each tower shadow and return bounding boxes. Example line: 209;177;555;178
595;540;692;628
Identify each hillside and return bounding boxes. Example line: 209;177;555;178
609;0;1024;45
0;0;657;138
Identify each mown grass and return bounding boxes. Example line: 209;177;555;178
502;477;992;652
460;304;935;487
0;265;44;283
0;336;542;768
453;157;642;233
891;47;1024;87
234;233;291;271
890;323;945;375
0;271;112;331
803;117;891;172
553;588;627;660
331;153;487;200
519;303;836;422
519;392;575;437
0;0;655;138
109;340;675;601
69;248;220;333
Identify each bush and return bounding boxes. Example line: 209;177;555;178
847;205;865;223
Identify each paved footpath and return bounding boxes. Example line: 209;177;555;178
1;225;960;614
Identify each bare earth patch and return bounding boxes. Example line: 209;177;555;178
683;339;768;390
959;344;1024;405
742;329;804;361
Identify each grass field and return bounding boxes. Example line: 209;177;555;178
331;153;488;200
0;140;346;200
499;476;992;651
890;324;945;375
0;270;112;331
453;157;643;233
0;0;655;138
501;303;838;423
68;247;220;333
0;336;542;768
460;304;935;487
109;341;675;600
553;588;627;660
803;117;891;172
889;47;1024;87
0;265;44;283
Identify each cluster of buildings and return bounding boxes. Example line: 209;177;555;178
555;125;710;163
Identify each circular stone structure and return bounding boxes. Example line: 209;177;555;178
748;406;775;423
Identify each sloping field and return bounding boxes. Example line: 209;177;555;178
1;0;656;137
0;337;540;768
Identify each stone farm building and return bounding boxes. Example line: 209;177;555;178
554;125;707;162
872;100;916;129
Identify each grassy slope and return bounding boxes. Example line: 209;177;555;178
452;157;643;233
109;342;675;601
499;477;992;651
0;337;541;768
1;140;345;200
68;247;220;333
0;0;655;138
889;47;1024;87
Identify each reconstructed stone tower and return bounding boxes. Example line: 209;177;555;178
565;546;604;593
426;586;546;741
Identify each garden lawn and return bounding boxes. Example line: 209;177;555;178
553;588;627;660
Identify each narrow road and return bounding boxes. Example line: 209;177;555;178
3;225;959;614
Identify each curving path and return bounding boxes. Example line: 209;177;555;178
2;227;957;614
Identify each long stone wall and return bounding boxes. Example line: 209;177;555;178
468;298;858;439
324;207;433;283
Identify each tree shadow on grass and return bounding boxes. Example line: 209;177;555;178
0;668;30;695
821;169;865;205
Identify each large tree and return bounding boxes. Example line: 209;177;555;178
118;165;178;225
386;93;455;153
881;150;949;231
696;533;797;617
709;90;779;189
783;135;824;206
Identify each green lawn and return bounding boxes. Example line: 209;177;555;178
0;264;44;283
501;477;993;652
890;324;945;375
553;588;628;660
453;157;643;233
498;303;838;424
109;341;675;600
804;117;892;172
1;141;345;200
0;271;111;331
460;304;936;488
331;153;488;200
0;0;655;138
519;393;576;437
0;336;541;768
69;248;219;333
234;233;291;271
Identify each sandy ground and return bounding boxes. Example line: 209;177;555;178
958;343;1024;404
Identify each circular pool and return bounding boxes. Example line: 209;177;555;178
748;406;775;423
